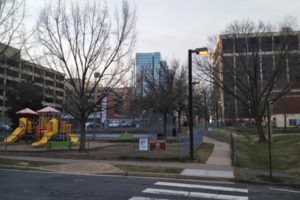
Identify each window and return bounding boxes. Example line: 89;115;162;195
22;64;32;72
261;37;273;51
56;75;64;81
45;97;54;103
56;91;64;97
288;54;300;88
45;88;52;94
34;76;44;84
222;38;234;53
0;66;5;73
56;82;64;88
56;99;63;105
21;73;32;81
6;69;19;77
45;71;55;79
261;55;273;82
6;59;18;66
289;119;296;126
274;36;285;51
287;36;299;50
247;37;259;52
46;80;54;86
34;68;43;75
235;38;247;52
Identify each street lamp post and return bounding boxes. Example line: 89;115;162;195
267;100;273;177
216;100;219;128
202;90;207;129
188;48;208;160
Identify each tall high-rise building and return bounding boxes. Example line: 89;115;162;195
135;52;161;96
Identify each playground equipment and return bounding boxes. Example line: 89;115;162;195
31;106;78;148
31;118;59;147
31;117;79;147
5;117;33;143
4;106;79;148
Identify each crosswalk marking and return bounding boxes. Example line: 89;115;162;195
128;197;170;200
155;181;248;193
143;188;249;200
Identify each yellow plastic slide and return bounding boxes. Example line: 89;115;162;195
31;133;53;147
68;133;79;145
4;127;26;143
32;118;59;148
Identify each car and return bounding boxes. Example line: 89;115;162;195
121;122;136;128
85;122;101;129
0;124;12;132
108;122;121;128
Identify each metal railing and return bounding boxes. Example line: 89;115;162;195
230;132;236;166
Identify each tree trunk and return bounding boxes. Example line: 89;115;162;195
256;120;267;143
163;113;167;138
79;120;86;151
178;111;182;133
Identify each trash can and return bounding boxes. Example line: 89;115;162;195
157;133;164;139
172;128;176;137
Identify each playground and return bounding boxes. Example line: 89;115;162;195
1;107;79;149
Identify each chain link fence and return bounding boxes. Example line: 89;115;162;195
178;126;204;158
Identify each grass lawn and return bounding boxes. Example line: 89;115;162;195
0;141;214;163
236;133;300;176
194;143;214;163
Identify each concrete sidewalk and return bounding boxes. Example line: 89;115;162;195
180;136;234;179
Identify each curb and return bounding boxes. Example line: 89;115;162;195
99;171;235;182
0;164;50;172
0;164;235;182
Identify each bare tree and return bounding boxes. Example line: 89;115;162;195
173;66;188;133
197;19;300;143
0;0;25;120
34;0;136;151
0;0;25;55
141;61;179;137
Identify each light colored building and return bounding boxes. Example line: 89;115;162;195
0;44;65;118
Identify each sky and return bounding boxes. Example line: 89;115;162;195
26;0;300;64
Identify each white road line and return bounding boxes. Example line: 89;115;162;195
269;187;300;194
143;188;248;200
128;197;170;200
155;181;248;193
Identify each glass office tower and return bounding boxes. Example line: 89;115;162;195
135;52;161;96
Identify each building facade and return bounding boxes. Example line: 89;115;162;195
0;44;65;118
135;52;161;96
211;28;300;127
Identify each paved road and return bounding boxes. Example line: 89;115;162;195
1;169;299;200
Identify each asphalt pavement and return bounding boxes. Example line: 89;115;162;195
1;170;299;200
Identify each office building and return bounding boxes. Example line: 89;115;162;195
211;28;300;127
135;52;161;96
